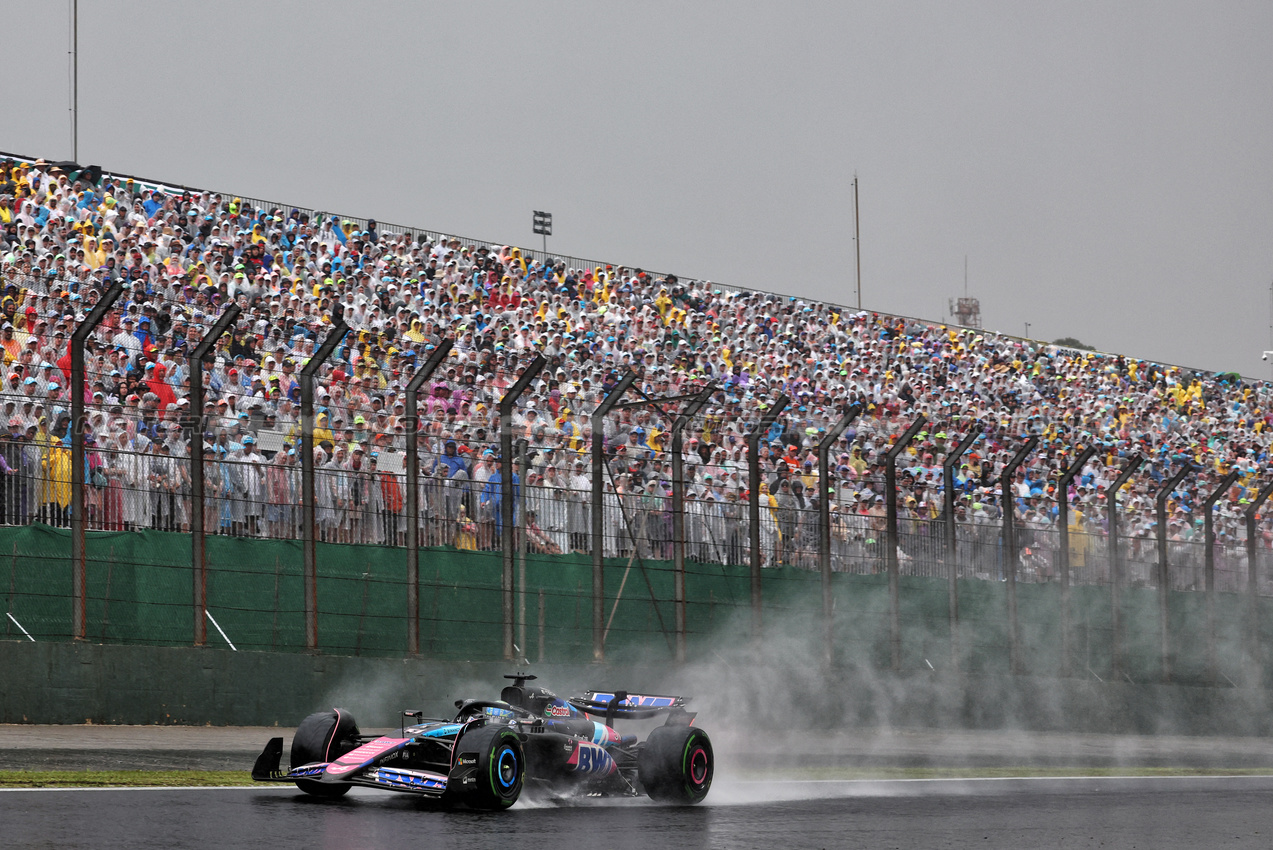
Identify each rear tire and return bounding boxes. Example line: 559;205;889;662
290;708;360;798
447;725;524;810
638;725;713;804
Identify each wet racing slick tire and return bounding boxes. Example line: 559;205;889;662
290;708;360;798
447;725;525;810
638;725;713;804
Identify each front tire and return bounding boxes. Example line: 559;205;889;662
447;725;524;810
290;708;360;798
638;725;713;804
295;779;351;798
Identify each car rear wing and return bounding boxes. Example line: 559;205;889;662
569;691;695;724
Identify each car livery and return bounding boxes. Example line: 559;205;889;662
251;674;713;809
589;721;625;746
588;693;680;708
326;737;410;778
566;740;616;775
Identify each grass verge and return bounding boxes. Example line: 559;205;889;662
0;770;258;788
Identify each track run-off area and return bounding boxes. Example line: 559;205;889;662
5;726;1273;848
4;776;1273;850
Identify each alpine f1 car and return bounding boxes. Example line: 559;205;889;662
251;674;713;809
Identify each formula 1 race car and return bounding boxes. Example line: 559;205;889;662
250;674;713;809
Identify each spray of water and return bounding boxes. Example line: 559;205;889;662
312;575;1272;806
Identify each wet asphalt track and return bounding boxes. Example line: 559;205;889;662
5;776;1273;850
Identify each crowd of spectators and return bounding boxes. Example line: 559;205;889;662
0;155;1269;592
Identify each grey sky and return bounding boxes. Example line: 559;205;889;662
6;1;1272;374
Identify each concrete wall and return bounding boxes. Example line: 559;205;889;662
3;639;1270;736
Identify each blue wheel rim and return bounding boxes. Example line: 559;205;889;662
496;745;518;789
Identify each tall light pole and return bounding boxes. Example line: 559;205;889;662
69;0;78;162
1264;277;1273;365
853;176;861;310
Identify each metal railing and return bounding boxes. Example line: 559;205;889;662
3;428;1267;583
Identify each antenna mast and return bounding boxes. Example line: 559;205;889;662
949;255;981;329
69;0;78;162
853;175;861;310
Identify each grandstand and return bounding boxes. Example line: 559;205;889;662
1;151;1270;680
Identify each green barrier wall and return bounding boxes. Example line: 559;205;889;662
0;525;1269;688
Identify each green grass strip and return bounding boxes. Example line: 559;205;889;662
0;770;259;788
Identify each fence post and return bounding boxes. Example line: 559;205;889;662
1056;446;1096;677
404;340;452;656
941;427;982;672
671;383;718;663
999;436;1039;675
885;416;926;672
817;404;861;667
1155;463;1194;683
70;279;124;642
1244;479;1273;691
187;304;241;647
1107;453;1144;681
748;395;789;643
1204;469;1240;685
517;438;529;661
590;370;639;662
299;318;348;652
499;355;545;662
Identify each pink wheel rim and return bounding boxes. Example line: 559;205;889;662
689;747;708;784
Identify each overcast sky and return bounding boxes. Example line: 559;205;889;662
6;1;1272;375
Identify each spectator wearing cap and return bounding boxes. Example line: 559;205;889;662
567;459;591;552
371;451;403;546
432;439;468;479
147;438;181;531
239;435;265;536
37;416;73;528
112;317;142;356
0;323;20;362
145;362;178;409
318;443;350;543
32;361;56;395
